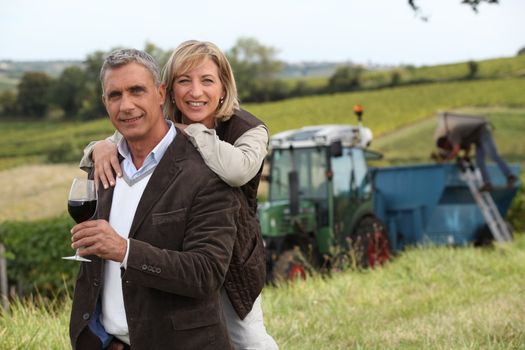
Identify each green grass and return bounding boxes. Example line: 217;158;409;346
0;297;71;350
0;119;114;170
2;234;524;349
365;55;525;86
264;234;525;349
245;78;525;137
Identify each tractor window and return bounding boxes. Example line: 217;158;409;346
331;148;352;196
269;150;292;201
298;149;327;199
269;148;328;201
330;148;371;197
352;148;371;195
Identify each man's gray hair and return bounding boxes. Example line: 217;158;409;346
100;49;161;94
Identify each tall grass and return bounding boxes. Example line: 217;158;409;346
263;235;525;349
0;297;71;349
2;235;524;349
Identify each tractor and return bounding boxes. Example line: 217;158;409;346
259;106;391;281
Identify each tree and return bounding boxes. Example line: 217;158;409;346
144;41;171;70
465;60;479;80
53;66;88;119
390;70;402;87
226;37;283;102
17;72;52;118
0;90;19;117
82;50;107;119
327;65;364;93
517;47;525;56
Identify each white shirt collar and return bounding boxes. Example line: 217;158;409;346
117;120;176;179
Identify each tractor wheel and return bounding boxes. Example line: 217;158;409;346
352;217;391;269
272;248;309;283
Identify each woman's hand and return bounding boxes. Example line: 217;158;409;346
93;140;120;189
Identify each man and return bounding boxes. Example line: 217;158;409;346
69;49;238;350
434;112;517;191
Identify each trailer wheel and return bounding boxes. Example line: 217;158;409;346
353;217;391;268
474;222;514;246
272;248;309;282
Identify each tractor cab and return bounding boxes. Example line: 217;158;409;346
259;115;388;280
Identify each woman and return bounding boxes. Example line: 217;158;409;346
80;40;278;350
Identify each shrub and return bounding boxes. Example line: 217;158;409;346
0;214;79;297
508;182;525;232
46;140;83;164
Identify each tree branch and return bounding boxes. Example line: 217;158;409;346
409;0;499;17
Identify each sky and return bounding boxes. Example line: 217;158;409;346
1;0;524;66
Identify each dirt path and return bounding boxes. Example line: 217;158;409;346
0;164;85;222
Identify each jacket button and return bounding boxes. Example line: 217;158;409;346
82;313;90;320
155;267;161;273
93;280;99;287
141;264;148;270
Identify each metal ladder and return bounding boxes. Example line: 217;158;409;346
458;159;512;243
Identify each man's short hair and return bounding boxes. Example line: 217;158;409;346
100;49;161;94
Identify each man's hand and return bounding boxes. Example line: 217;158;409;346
71;219;127;262
93;140;121;189
445;143;461;161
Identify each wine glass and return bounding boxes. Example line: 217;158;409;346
62;178;97;262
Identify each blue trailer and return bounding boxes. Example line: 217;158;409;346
372;163;521;251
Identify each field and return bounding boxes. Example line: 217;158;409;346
0;165;84;222
247;78;525;137
1;76;524;221
1;77;525;171
1;235;524;349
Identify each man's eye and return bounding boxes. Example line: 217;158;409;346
130;87;145;94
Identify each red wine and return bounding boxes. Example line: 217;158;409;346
68;199;97;223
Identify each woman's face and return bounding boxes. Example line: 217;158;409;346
172;57;225;128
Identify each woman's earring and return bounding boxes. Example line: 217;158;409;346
219;97;225;105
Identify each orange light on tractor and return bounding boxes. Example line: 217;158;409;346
353;104;363;116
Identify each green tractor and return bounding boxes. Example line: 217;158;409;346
259;107;391;281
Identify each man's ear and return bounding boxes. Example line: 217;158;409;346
101;94;108;110
158;83;167;107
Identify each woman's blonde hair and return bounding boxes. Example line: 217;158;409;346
162;40;240;123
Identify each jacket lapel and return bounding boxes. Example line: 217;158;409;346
127;132;187;238
96;185;114;221
94;154;124;221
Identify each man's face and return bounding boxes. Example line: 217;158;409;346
102;62;166;143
